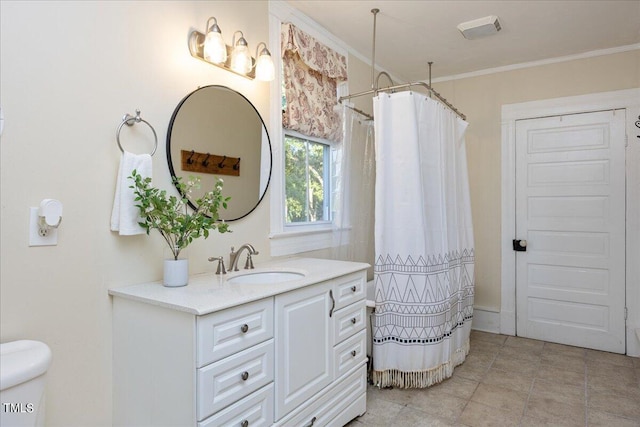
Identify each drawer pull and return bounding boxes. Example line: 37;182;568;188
351;285;357;292
241;371;249;381
351;317;357;324
351;350;357;357
240;324;249;333
304;416;317;427
329;290;335;317
241;421;249;427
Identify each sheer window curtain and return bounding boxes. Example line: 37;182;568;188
331;105;375;273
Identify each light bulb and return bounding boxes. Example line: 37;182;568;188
204;30;226;64
231;32;252;75
255;49;275;81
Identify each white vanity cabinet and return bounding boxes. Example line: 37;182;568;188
274;271;367;426
110;258;368;427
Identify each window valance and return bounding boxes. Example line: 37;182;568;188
281;23;347;142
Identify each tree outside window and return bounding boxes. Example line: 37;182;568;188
284;134;331;224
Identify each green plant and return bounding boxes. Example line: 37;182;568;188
129;170;231;260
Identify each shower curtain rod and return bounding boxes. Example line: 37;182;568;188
338;80;466;121
338;8;467;122
344;104;374;121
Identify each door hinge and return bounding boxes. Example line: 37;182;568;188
624;307;628;320
625;134;629;147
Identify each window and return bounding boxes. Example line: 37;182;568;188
268;11;349;256
284;132;332;225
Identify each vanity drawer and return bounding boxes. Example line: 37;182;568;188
276;363;366;427
197;298;273;367
332;272;365;311
197;339;274;421
333;302;366;345
334;330;366;379
199;383;274;427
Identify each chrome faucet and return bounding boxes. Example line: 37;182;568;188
229;244;259;271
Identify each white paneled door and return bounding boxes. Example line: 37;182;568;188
515;110;626;353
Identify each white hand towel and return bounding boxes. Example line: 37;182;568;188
110;151;152;236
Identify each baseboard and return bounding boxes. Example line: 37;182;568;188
627;327;640;357
471;306;501;334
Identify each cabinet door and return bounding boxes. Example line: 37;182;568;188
275;283;332;420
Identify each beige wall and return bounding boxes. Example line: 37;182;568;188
436;50;640;310
0;2;273;425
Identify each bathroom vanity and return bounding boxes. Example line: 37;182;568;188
109;257;368;427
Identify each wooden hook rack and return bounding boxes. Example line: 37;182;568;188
180;150;240;176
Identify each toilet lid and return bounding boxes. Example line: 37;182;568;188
0;340;52;390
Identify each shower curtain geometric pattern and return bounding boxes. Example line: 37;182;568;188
372;91;474;389
373;251;474;345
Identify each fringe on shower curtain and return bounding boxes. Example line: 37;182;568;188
371;340;469;388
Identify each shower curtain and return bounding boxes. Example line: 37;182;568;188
371;91;474;388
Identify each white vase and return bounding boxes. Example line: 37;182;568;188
163;247;189;287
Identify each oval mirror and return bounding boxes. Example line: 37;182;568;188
167;85;272;221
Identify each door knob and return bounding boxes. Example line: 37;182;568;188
512;239;528;252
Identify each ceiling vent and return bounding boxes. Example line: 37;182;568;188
457;15;501;40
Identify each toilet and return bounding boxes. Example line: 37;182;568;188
0;340;52;427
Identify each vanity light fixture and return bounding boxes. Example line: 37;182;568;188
203;17;226;64
188;17;274;81
230;31;253;75
254;42;275;82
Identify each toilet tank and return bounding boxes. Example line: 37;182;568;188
0;340;52;427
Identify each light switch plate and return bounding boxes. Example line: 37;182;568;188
29;207;58;246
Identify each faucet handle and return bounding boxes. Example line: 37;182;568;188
208;256;227;275
244;253;255;270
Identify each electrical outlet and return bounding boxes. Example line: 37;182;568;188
29;207;58;246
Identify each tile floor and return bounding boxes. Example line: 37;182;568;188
346;331;640;426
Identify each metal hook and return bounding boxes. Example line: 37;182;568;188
218;155;227;168
187;150;195;164
202;153;211;167
233;157;241;170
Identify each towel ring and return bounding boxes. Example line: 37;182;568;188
116;109;158;156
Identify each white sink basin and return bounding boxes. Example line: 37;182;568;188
227;270;305;285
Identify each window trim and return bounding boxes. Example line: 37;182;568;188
268;3;349;256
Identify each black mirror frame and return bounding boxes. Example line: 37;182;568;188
166;85;272;221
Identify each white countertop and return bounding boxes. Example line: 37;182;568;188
108;257;369;315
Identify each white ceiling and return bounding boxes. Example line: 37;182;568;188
285;0;640;82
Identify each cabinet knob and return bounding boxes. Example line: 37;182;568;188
241;420;249;427
351;350;357;357
351;286;357;292
241;371;249;381
351;317;357;324
240;324;249;333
